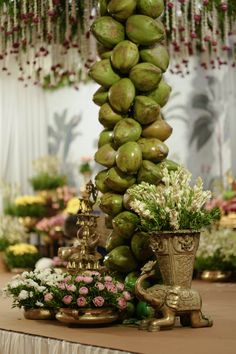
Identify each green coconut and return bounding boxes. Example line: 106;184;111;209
107;0;137;22
126;15;165;46
141;119;173;141
140;44;170;72
89;59;120;88
137;160;163;184
95;169;110;193
111;40;139;74
136;0;164;18
116;141;142;174
99;192;124;216
134;96;160;125
99;103;123;128
91;16;125;49
112;211;140;239
129;62;162;92
138;137;169;163
113;118;142;147
131;231;153;261
105;167;136;193
94;143;117;168
93;87;108;106
108;78;135;113
147;79;172;107
106;230;128;252
104;245;138;273
98;129;114;148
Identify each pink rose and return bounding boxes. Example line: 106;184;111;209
44;293;53;302
104;276;112;282
63;275;72;282
105;282;117;293
116;282;125;291
83;276;93;284
66;284;76;292
93;296;105;307
123;291;131;301
75;275;84;282
79;286;89;295
77;297;87;307
58;282;66;290
95;282;105;291
62;295;73;305
117;297;127;310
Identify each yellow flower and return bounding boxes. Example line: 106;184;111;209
15;195;45;206
7;243;38;256
63;197;90;215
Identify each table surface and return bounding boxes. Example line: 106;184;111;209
1;272;236;354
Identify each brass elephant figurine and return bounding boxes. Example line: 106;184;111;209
135;269;213;332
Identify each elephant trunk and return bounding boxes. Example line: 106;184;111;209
135;271;161;307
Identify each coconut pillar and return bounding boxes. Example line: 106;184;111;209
89;0;174;279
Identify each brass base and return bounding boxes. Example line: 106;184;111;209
24;308;55;320
56;307;119;325
201;270;232;282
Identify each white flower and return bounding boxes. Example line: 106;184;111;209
18;290;29;300
35;301;44;307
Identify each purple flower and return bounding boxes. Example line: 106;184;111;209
117;297;127;310
79;286;89;295
123;291;131;301
44;293;53;302
116;282;125;291
95;282;105;291
83;276;93;284
62;295;73;305
66;284;76;292
93;296;105;307
77;296;87;307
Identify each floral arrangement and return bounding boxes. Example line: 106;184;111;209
49;186;78;211
30;155;66;191
35;214;66;239
4;243;40;270
127;166;220;232
3;269;131;313
195;228;236;272
79;156;93;175
4;195;47;218
0;216;28;251
63;197;88;215
3;268;67;310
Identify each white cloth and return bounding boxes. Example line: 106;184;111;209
0;329;131;354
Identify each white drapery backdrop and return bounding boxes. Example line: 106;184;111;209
0;60;48;195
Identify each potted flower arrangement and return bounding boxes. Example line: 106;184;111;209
4;243;40;273
53;271;132;325
4;269;131;324
35;214;66;240
195;228;236;281
4;195;47;231
125;165;219;331
0;216;28;272
29;155;67;192
3;268;67;319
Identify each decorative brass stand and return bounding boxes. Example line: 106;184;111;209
135;231;213;331
58;181;103;274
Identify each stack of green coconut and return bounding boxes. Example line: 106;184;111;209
89;0;177;296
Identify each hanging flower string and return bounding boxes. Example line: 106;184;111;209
0;0;97;89
0;1;235;88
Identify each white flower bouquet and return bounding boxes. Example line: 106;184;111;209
126;166;219;232
0;216;27;251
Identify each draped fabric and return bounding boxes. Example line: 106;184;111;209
0;330;130;354
0;60;48;195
